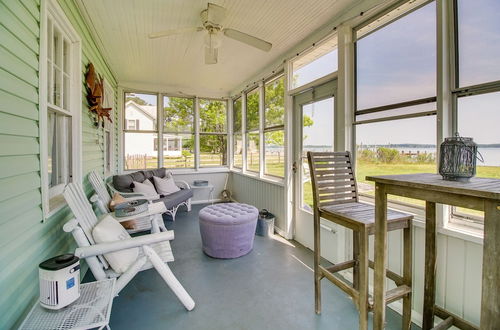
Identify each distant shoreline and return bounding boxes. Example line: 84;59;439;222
353;144;499;148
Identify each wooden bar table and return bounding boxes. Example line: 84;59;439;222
366;173;500;330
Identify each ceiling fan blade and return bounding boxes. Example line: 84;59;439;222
206;3;226;24
223;28;272;52
205;47;218;65
149;26;202;39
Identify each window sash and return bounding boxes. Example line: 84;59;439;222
163;96;195;133
123;93;229;170
264;129;285;178
48;111;71;197
245;89;260;131
199;99;227;133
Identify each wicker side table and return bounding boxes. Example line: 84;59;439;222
20;278;115;330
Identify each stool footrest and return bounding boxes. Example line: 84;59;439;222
368;260;404;286
368;284;412;309
319;265;359;302
385;284;411;304
430;316;453;330
325;260;356;274
433;305;478;330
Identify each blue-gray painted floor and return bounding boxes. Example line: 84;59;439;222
85;204;420;330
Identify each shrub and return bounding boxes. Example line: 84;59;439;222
377;147;400;163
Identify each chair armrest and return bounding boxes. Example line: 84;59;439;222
123;194;160;202
106;182;159;201
74;231;175;258
175;180;190;190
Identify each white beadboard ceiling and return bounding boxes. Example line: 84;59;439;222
78;0;357;97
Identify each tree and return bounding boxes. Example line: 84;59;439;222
163;97;195;154
261;77;313;147
199;99;227;165
163;97;227;165
125;95;150;106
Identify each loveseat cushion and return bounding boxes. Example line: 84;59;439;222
113;171;145;193
154;188;194;209
142;168;167;180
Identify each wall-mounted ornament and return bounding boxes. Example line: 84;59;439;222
85;63;112;127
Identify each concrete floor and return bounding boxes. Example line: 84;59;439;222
85;204;419;330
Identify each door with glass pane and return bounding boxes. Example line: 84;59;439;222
292;80;336;250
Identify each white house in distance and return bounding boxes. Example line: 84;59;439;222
125;100;182;157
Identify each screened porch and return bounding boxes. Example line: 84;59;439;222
1;0;500;329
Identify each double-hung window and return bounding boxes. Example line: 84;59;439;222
103;80;115;176
199;99;228;167
163;96;195;168
42;1;82;215
124;93;158;170
449;0;500;226
263;75;285;178
232;97;243;169
245;88;260;173
354;0;437;211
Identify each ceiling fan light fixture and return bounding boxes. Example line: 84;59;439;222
204;31;222;49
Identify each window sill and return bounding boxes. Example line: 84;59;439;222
359;195;484;244
45;195;68;220
122;167;230;175
230;170;285;187
443;221;483;245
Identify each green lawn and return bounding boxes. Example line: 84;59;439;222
301;161;500;215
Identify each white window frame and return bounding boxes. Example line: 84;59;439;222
198;97;229;168
121;91;230;173
39;0;82;219
445;0;500;233
352;0;437;222
103;79;115;176
230;71;287;185
263;73;286;179
244;86;261;174
126;119;139;130
162;94;195;169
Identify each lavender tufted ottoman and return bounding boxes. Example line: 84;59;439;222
199;203;259;258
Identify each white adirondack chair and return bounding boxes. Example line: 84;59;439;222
88;170;167;233
62;182;195;311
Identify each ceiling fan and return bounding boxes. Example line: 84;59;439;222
149;3;272;64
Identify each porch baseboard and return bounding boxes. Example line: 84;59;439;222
191;198;222;205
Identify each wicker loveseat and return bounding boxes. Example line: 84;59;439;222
108;168;193;221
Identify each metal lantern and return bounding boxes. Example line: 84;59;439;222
439;134;478;182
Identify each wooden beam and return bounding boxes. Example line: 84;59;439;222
434;306;478;330
319;265;359;302
385;285;411;305
422;201;437;330
368;260;404;286
480;200;500;329
325;260;356;274
430;317;453;330
373;182;388;330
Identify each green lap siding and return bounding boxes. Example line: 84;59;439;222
0;0;118;329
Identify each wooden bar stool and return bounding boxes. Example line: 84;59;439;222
307;151;414;330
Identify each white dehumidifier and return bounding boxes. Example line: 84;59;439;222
39;254;80;309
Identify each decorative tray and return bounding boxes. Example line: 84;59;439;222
193;180;209;186
114;199;148;217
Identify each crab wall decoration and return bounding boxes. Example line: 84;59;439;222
85;63;112;127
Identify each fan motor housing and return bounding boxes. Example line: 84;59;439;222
39;254;80;310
